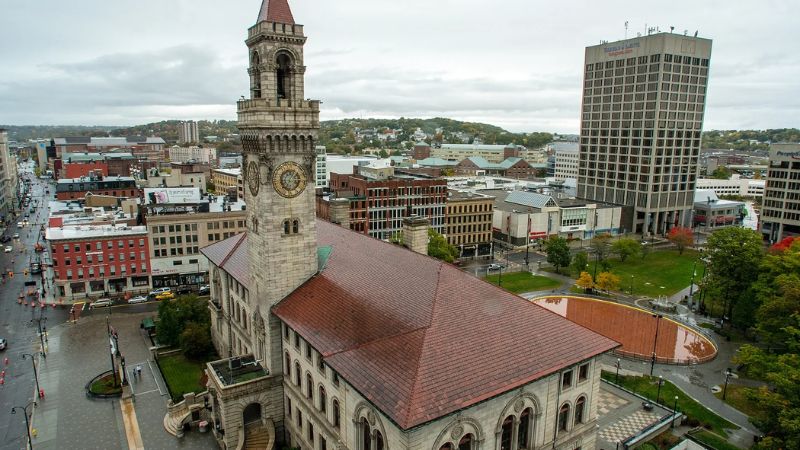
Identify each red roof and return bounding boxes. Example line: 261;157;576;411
257;0;295;25
208;221;618;429
201;232;250;287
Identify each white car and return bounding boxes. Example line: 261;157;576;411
127;295;148;304
0;338;6;350
90;298;113;308
12;233;19;239
149;287;172;297
3;246;11;253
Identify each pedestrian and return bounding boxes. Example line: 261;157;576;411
138;365;143;378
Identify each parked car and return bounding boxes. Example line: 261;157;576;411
148;287;171;297
0;338;6;350
198;285;210;295
127;295;148;304
12;233;19;239
155;292;175;301
3;246;11;253
487;263;505;271
90;298;113;308
0;235;10;243
175;286;192;295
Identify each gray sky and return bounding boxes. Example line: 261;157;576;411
1;0;798;133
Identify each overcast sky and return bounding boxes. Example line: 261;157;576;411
1;0;798;133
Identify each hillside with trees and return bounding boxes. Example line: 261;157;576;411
702;128;800;152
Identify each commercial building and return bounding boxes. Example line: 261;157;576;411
168;145;217;164
554;144;579;181
445;190;494;258
51;136;166;161
693;190;745;230
761;143;800;242
314;145;326;187
577;33;712;236
178;121;200;144
60;152;137;178
143;187;246;289
320;164;447;239
212;168;243;199
0;130;18;219
46;224;151;301
488;190;624;246
55;175;138;201
696;175;764;198
140;168;207;194
413;142;527;164
454;156;535;179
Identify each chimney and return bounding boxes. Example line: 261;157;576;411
403;216;429;255
329;198;351;228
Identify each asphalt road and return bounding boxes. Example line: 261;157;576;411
0;165;68;450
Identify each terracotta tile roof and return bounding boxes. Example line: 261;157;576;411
201;232;250;287
257;0;295;25
273;221;620;429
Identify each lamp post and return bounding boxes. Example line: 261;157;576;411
722;368;733;400
21;353;42;398
524;211;531;268
650;314;663;376
629;275;634;295
11;401;35;450
614;358;621;384
656;375;664;404
671;396;679;428
106;317;118;387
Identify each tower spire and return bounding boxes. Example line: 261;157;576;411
257;0;295;25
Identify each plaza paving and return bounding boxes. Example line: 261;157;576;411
29;309;217;450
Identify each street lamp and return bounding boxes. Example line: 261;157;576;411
11;401;36;450
650;314;663;376
524;210;531;268
30;313;47;358
722;368;733;400
21;353;42;398
656;375;664;404
106;317;118;387
629;275;635;295
671;396;679;428
614;358;621;384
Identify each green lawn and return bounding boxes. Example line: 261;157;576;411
587;249;700;297
714;384;764;418
689;430;741;450
602;371;738;436
483;271;561;293
158;353;207;402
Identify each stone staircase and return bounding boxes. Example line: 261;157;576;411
163;408;192;436
243;422;271;450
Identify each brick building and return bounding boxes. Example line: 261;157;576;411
46;224;151;301
445;190;494;258
454;156;535;179
55;176;138;201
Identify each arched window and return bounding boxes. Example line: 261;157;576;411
319;385;327;413
284;352;291;377
375;430;384;450
332;399;341;428
283;220;291;235
294;362;301;386
439;444;454;450
361;417;371;450
276;53;291;100
574;397;586;425
292;219;300;234
458;433;474;450
518;408;532;449
558;404;570;432
500;415;513;450
306;373;313;400
251;52;261;98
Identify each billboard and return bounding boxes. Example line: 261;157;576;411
144;188;201;204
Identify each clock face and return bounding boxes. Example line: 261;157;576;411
247;161;260;196
272;161;308;198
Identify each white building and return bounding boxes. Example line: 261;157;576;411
315;146;327;188
696;175;764;198
554;145;579;181
168;145;217;164
0;130;18;218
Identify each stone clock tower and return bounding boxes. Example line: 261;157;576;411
239;0;319;374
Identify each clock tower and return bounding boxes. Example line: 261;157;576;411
239;0;319;372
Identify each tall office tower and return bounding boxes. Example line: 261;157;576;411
761;143;800;243
577;33;712;235
178;120;200;144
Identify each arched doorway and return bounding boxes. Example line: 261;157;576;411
243;402;262;425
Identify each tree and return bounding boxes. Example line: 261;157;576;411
156;295;211;349
180;322;214;359
427;229;458;263
378;149;389;158
576;272;594;292
595;272;621;292
612;238;640;262
752;238;800;347
705;227;763;327
711;167;732;179
590;233;613;266
545;236;571;274
33;167;41;177
571;251;588;277
667;227;694;255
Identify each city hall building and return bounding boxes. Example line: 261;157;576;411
198;1;618;449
